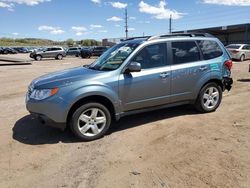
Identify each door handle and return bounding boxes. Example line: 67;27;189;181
160;72;170;78
199;66;208;71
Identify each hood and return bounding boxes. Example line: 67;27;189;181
32;66;101;88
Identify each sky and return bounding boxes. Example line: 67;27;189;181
0;0;249;41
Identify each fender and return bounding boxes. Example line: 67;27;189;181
63;83;121;120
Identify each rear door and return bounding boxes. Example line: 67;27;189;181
170;40;210;102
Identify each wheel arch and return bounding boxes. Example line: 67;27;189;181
195;78;224;101
66;95;116;125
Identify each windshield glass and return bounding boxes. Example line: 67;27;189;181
226;44;241;49
89;42;139;71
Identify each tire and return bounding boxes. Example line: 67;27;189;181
35;55;42;61
240;54;245;62
70;102;111;141
195;82;222;113
56;54;63;60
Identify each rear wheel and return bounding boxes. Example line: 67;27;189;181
195;83;222;113
35;55;42;61
240;54;245;62
70;103;111;141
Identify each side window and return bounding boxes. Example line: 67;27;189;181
242;45;248;50
247;45;250;50
197;40;223;60
132;43;167;69
172;41;200;64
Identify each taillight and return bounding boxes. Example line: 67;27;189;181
231;50;239;54
224;60;233;70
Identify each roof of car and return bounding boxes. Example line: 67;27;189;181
122;33;216;44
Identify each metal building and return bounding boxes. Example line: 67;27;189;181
176;23;250;45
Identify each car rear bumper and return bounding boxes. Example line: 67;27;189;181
230;53;242;60
223;77;233;91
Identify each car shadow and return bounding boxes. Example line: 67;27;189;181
237;79;250;82
108;105;197;134
13;105;198;145
12;115;79;145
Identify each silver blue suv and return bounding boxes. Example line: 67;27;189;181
26;33;233;141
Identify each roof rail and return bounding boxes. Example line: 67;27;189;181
121;36;151;41
147;33;214;41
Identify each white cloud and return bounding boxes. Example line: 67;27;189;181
12;32;19;35
0;1;14;10
129;16;136;20
90;24;103;29
1;0;50;6
72;26;87;36
110;1;127;9
138;20;151;24
38;25;65;35
128;28;135;31
99;30;108;33
0;0;51;11
202;0;250;6
107;16;123;21
115;24;121;27
138;0;184;20
91;0;101;4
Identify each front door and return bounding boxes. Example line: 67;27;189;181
119;43;171;112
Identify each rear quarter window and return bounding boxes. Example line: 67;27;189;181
197;40;223;60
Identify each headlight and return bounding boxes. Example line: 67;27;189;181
30;88;59;100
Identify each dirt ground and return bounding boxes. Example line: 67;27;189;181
0;54;250;188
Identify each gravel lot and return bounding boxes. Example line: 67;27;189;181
0;54;250;188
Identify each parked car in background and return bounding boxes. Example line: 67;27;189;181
80;47;92;58
27;47;38;53
0;47;4;54
2;47;18;54
66;47;81;57
91;46;109;56
13;47;29;53
226;44;250;61
30;47;66;61
26;33;233;141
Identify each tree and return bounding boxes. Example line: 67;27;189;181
66;39;74;46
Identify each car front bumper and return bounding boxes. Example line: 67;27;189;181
26;95;69;129
31;113;66;130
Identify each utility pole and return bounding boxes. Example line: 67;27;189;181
169;14;172;34
125;8;128;39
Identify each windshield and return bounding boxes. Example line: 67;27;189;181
88;42;139;71
226;44;241;49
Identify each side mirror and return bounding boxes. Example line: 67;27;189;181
125;62;141;73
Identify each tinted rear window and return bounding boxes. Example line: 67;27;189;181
197;40;223;60
172;41;200;64
226;44;241;49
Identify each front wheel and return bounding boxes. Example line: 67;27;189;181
195;83;222;113
70;103;111;141
56;54;63;60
